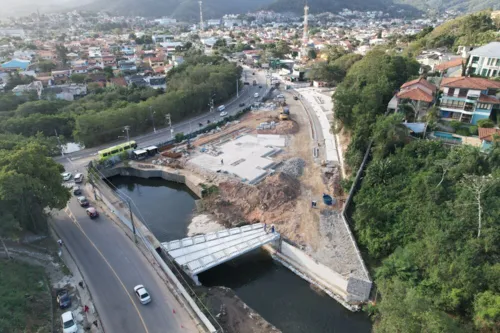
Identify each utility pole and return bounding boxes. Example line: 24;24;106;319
149;106;156;133
236;79;239;98
123;125;130;143
165;114;172;139
54;129;64;157
127;199;137;244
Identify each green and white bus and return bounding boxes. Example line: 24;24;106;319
98;141;138;160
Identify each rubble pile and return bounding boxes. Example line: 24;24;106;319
280;158;306;179
204;172;300;228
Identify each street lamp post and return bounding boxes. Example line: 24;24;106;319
149;106;156;133
123;126;130;143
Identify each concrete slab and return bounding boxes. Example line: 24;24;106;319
190;134;285;183
162;223;280;276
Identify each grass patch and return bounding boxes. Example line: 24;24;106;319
0;259;52;333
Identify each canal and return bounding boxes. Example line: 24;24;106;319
108;176;372;333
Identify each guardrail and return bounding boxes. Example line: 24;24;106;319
90;178;222;333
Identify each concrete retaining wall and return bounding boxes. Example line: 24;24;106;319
99;166;205;198
279;241;348;296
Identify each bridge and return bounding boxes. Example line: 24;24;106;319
161;223;280;285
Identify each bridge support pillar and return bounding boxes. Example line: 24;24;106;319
192;274;201;286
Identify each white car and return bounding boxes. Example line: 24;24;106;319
61;172;72;181
220;111;228;117
61;311;78;333
254;93;259;98
134;285;151;305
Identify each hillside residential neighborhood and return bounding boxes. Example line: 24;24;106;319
1;4;500;333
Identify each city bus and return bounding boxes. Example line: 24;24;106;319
98;141;138;160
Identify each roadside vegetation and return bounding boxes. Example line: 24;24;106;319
0;259;52;333
0;53;242;148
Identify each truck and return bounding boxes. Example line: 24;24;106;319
253;80;257;86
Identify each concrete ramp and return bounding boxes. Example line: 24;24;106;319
162;223;279;284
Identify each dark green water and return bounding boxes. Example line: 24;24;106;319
108;176;373;333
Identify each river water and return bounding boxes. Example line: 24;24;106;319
108;176;372;333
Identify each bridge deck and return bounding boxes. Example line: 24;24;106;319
162;223;279;276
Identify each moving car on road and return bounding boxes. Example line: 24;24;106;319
294;96;299;100
57;289;71;309
86;207;99;219
77;196;89;207
61;311;78;333
239;103;245;107
220;111;228;117
254;93;259;98
134;285;151;305
61;172;72;181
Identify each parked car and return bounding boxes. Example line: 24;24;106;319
134;285;151;305
239;103;245;107
57;289;71;309
86;207;99;219
61;172;72;181
77;196;89;207
74;173;84;183
220;111;228;117
244;82;250;85
61;311;78;333
217;105;226;112
72;186;81;196
254;93;259;98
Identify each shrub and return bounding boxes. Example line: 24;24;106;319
469;125;478;135
175;132;185;143
456;127;470;136
477;119;495;128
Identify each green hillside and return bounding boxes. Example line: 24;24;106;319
265;0;417;16
81;0;271;21
393;0;500;13
406;10;500;55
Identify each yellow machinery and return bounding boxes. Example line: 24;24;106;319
279;106;290;120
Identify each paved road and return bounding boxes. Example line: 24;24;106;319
55;67;268;164
52;197;198;333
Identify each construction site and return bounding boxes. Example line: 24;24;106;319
144;86;371;304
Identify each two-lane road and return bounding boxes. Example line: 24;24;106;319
52;197;198;333
56;67;268;164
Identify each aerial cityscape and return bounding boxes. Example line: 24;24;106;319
0;0;499;332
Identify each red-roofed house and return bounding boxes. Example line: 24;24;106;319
439;76;500;124
478;127;500;151
388;77;437;120
434;57;464;77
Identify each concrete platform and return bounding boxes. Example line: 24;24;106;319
162;223;280;284
190;134;285;183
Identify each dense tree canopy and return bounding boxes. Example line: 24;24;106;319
333;49;419;168
353;140;500;332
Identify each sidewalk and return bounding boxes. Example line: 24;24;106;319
51;220;103;333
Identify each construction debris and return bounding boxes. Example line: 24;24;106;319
280;158;306;179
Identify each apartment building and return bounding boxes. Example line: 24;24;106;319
466;42;500;78
439;77;500;124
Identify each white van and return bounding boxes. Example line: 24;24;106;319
217;105;226;112
254;93;259;98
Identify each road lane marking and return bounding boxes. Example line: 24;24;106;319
64;206;150;333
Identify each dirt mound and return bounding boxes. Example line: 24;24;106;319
204;172;300;228
257;120;299;135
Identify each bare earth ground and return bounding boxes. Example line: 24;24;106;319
202;287;281;333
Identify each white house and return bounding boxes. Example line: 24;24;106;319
466;42;500;78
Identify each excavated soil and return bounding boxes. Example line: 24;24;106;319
203;172;300;229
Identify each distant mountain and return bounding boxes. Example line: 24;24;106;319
264;0;417;16
392;0;500;13
80;0;273;21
